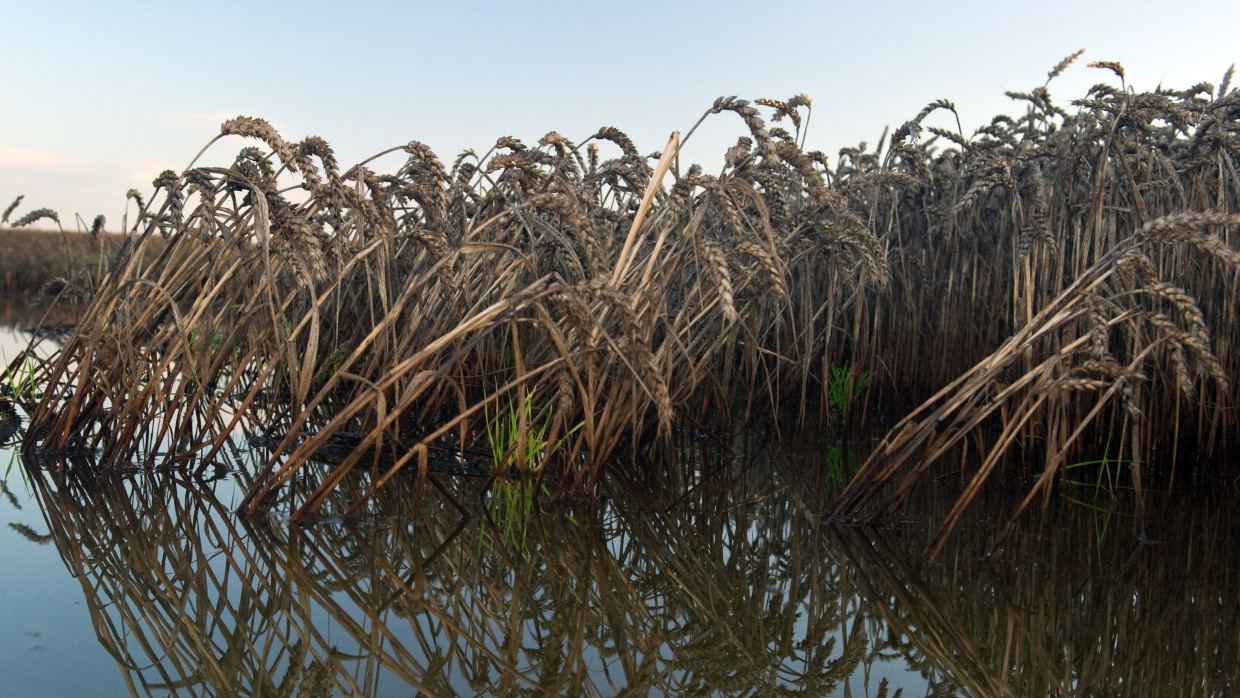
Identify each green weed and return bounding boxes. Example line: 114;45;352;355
0;349;38;403
828;364;870;425
1058;438;1128;499
484;388;580;474
483;387;582;549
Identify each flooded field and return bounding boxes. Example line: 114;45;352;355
4;60;1240;695
3;322;1238;697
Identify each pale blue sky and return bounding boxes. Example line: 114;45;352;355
3;1;1238;228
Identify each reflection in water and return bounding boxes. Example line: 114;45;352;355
0;296;80;335
11;429;1240;696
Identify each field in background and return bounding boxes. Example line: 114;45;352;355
0;228;167;297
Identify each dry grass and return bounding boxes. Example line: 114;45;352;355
16;54;1240;544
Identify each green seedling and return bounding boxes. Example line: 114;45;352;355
486;388;545;473
1;349;38;403
1053;437;1128;499
483;387;583;550
828;364;870;424
484;387;581;474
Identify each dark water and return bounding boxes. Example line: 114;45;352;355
2;325;1239;697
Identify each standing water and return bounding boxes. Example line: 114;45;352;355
1;319;1238;696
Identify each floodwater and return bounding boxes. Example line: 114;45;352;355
2;322;1238;697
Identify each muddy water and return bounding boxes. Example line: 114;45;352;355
1;321;1238;696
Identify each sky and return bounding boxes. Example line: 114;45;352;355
3;0;1238;230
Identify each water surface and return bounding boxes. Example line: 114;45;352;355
1;321;1238;696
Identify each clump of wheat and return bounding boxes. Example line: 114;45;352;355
829;50;1240;555
18;53;1240;550
20;93;890;518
